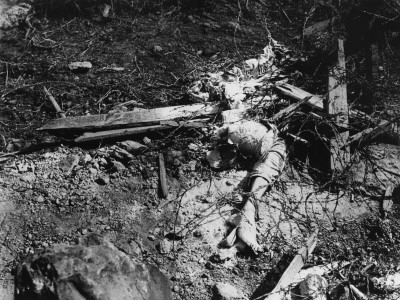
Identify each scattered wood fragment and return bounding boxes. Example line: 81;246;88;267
380;185;394;218
326;39;350;172
39;103;221;132
275;83;324;111
303;17;337;36
159;153;168;198
285;133;309;145
44;86;66;118
261;231;318;300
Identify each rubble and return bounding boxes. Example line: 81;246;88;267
96;175;110;185
117;140;148;154
212;282;247;300
371;273;400;293
158;239;173;254
0;3;32;29
299;274;328;300
68;61;93;73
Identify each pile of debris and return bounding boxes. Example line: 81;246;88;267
37;35;399;176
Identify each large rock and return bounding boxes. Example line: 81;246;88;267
15;234;172;300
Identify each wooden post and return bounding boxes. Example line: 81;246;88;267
44;86;66;118
370;43;380;80
326;39;350;172
159;153;168;199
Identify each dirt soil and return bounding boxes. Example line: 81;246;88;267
1;1;400;300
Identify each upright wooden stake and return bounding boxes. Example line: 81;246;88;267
44;86;66;119
370;43;380;80
326;39;349;172
159;153;168;199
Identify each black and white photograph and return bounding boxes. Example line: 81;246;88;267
0;0;400;299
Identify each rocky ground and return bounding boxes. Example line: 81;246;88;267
1;1;400;299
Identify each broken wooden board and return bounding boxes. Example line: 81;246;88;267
74;120;209;143
342;119;394;148
159;153;168;199
326;39;350;172
39;103;221;131
304;17;337;36
263;231;318;300
275;83;324;111
270;96;312;122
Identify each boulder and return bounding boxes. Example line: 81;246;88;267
15;234;172;300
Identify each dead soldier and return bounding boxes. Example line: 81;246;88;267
207;120;286;254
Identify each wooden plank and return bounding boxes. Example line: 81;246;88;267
326;39;349;172
159;153;168;199
263;231;318;300
39;103;221;131
74;119;209;143
275;83;324;111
